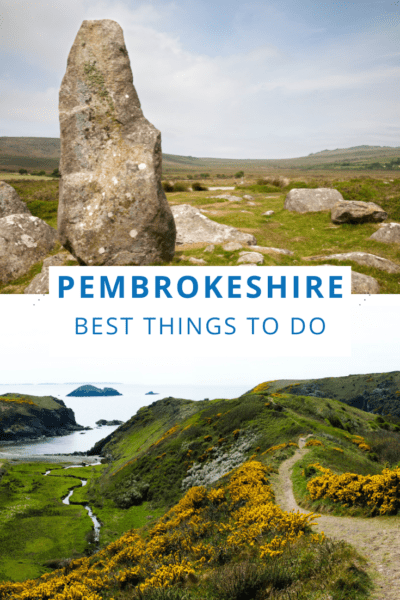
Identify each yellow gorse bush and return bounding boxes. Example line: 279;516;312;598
261;442;298;456
350;436;371;452
304;440;323;448
0;396;35;405
307;463;400;514
0;461;320;600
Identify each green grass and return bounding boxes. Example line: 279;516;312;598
0;463;97;581
1;175;400;293
166;181;400;292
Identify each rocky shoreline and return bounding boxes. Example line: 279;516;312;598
0;394;86;442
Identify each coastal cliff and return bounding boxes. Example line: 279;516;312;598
0;393;84;441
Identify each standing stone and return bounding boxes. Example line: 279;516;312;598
58;20;175;265
0;182;31;218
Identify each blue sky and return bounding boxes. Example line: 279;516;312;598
1;0;399;158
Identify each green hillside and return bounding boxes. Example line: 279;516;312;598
1;137;400;174
2;374;400;598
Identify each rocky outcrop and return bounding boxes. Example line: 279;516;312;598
370;222;400;245
24;252;76;294
96;419;123;426
284;188;343;213
58;19;176;266
331;201;387;224
0;182;31;217
172;204;257;245
67;385;122;397
0;214;58;283
306;251;400;273
0;394;84;441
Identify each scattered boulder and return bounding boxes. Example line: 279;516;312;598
237;252;264;265
204;244;215;252
188;257;206;265
0;215;58;283
58;19;176;266
331;201;387;224
370;222;400;245
211;194;242;202
171;204;257;246
306;252;400;273
249;245;294;256
262;210;275;216
24;252;76;294
223;242;243;251
243;195;254;200
284;188;343;213
351;271;380;294
247;202;256;206
320;264;380;294
0;182;31;217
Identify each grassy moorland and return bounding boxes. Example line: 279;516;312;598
0;172;400;294
2;377;400;597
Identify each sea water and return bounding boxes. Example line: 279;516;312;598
0;382;250;457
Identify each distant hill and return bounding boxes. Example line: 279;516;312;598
1;137;399;174
261;371;400;417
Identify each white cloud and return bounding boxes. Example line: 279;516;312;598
1;0;399;157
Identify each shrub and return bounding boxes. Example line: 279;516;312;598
18;168;28;175
208;560;269;600
162;181;174;192
235;170;244;178
192;182;207;191
364;430;400;465
172;182;188;192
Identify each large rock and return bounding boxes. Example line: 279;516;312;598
307;251;400;273
24;252;76;294
58;19;175;266
172;204;257;246
331;201;387;224
0;182;31;217
370;222;400;244
237;252;264;264
320;264;380;294
0;214;57;283
284;188;343;213
351;271;380;294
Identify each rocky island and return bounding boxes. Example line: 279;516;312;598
67;385;122;397
0;393;85;441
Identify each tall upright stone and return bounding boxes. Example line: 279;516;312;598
58;20;175;265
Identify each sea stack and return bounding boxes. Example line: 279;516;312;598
58;19;176;265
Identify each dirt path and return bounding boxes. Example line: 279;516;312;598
271;437;400;600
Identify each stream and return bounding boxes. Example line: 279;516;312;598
44;464;101;543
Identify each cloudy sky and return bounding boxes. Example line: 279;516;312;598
1;0;400;158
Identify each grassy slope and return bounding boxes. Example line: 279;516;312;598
87;385;384;516
274;371;400;417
